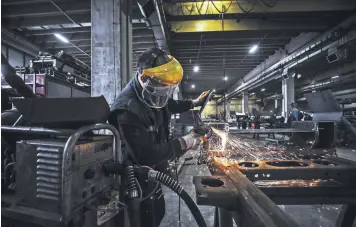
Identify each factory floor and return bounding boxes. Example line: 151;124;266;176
160;148;356;227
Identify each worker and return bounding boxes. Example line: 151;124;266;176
108;47;210;227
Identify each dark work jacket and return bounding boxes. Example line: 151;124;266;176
108;80;194;167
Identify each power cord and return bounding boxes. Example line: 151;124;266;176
175;158;182;227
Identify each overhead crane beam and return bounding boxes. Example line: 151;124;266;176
169;18;334;33
164;0;356;19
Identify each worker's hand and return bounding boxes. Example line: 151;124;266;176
179;131;202;151
192;90;210;107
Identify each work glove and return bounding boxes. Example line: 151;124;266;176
192;90;210;107
179;131;202;151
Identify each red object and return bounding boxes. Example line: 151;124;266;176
251;123;255;129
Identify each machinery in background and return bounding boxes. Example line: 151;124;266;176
192;90;356;227
1;51;90;98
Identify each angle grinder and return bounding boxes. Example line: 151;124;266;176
192;90;214;140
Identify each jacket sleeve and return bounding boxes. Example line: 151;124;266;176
116;111;183;166
167;98;194;114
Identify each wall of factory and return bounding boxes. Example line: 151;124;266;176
201;100;217;118
1;43;34;68
201;99;260;118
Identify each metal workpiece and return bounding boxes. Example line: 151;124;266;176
194;155;356;227
215;165;300;227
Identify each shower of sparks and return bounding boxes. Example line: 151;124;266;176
208;127;301;166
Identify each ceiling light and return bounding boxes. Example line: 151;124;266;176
193;65;199;73
250;92;255;95
297;74;302;79
191;84;195;89
331;75;339;79
249;45;258;54
261;88;266;92
223;76;228;81
213;89;216;92
54;33;69;43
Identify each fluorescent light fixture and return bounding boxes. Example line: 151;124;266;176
249;45;258;54
54;33;69;43
193;65;199;72
261;88;266;92
191;84;195;89
223;76;228;81
250;92;256;95
331;75;339;79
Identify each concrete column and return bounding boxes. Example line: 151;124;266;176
225;100;231;122
242;91;249;114
282;77;295;117
120;0;132;89
91;0;121;105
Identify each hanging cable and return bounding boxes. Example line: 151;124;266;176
261;0;278;7
210;0;233;14
236;0;257;13
195;0;207;15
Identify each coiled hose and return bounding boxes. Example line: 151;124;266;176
126;164;141;227
147;170;207;227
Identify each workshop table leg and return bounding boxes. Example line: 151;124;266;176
336;205;356;227
218;208;233;227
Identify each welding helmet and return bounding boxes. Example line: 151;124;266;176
135;47;183;108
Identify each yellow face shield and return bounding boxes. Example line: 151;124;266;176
141;55;183;86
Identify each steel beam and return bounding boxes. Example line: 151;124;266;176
34;33;91;43
164;0;356;18
2;1;90;18
1;29;41;57
170;18;330;33
120;0;133;88
172;40;289;47
47;41;155;52
139;0;170;52
24;23;147;36
3;10;143;28
171;31;298;40
214;164;300;227
3;14;91;28
171;36;293;44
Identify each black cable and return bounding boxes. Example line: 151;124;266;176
236;0;257;13
260;0;278;7
175;158;182;227
149;170;207;227
210;0;233;14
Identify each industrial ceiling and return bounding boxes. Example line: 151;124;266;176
1;0;156;69
2;0;356;99
163;0;356;97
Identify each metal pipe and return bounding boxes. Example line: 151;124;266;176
1;125;75;136
214;163;300;227
61;123;122;219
